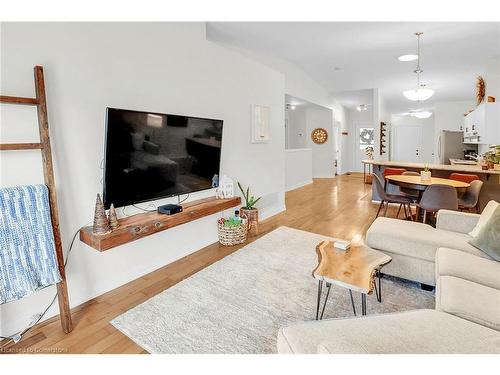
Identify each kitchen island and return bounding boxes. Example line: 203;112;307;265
363;159;500;210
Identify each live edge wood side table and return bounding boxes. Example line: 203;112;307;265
312;241;392;320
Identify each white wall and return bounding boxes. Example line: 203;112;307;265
285;149;313;191
0;22;287;335
485;56;500;100
286;106;307;149
211;40;331;108
344;107;373;172
329;98;347;174
391;115;435;163
433;101;474;163
305;106;335;178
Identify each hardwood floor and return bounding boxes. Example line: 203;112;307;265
1;174;400;354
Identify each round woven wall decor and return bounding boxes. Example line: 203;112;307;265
476;76;486;106
311;128;328;144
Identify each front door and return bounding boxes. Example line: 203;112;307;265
393;125;422;162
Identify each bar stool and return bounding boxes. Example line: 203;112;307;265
458;180;483;213
449;173;479;184
373;174;413;220
383;168;407;191
418;184;458;224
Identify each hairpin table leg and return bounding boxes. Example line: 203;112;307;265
361;293;367;316
316;280;323;320
320;283;332;320
349;289;357;316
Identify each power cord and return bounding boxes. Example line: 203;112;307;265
132;203;157;212
129;194;190;213
178;193;190;204
0;224;84;347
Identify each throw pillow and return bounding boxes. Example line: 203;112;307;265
469;200;499;237
469;205;500;261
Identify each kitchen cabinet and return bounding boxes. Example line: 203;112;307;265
463;102;500;144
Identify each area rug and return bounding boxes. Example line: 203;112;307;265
111;226;434;353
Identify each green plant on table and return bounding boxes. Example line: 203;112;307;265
483;145;500;165
237;181;261;209
423;163;430;172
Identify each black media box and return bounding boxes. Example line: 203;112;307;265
157;204;183;215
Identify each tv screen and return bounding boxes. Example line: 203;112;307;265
103;108;223;209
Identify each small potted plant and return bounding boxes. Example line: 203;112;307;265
237;182;261;235
420;164;431;181
483;145;500;170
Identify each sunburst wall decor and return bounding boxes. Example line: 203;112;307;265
476;76;486;106
311;128;328;144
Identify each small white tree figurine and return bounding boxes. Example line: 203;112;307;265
217;175;234;199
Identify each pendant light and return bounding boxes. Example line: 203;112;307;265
403;32;434;101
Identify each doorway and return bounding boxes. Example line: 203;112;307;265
393;125;422;162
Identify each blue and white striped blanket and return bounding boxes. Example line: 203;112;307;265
0;185;61;304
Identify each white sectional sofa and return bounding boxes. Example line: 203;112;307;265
366;210;491;286
277;248;500;354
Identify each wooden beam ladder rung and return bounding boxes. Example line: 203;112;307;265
0;95;39;105
0;66;73;334
0;143;43;150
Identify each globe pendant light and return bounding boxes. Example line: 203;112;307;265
403;32;434;101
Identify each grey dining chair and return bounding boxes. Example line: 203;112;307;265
458;180;483;213
373;173;413;220
418;184;458;224
400;171;420;202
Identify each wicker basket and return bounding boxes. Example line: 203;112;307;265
217;217;248;246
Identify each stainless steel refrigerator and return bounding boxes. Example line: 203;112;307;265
438;130;464;164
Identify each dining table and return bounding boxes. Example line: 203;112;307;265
385;175;470;221
385;175;470;196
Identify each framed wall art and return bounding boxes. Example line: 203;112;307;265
251;104;270;143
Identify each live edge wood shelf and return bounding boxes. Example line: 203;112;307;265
79;196;241;252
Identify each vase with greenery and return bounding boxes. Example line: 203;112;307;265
420;163;431;181
365;146;374;160
237;182;261;235
483;145;500;170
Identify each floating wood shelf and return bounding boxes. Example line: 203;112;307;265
79;196;241;252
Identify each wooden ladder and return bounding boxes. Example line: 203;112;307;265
0;66;73;333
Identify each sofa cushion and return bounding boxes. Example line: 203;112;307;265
436;248;500;291
469;200;499;237
277;310;500;354
366;217;488;262
436;275;500;332
469;205;500;261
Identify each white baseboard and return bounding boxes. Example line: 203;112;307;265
285;180;313;192
260;203;286;221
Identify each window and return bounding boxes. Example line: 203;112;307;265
359;127;374;150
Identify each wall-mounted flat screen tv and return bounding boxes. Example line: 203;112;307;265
103;108;223;209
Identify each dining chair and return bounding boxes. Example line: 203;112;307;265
458;180;483;213
449;173;479;184
383;168;407;191
418;184;458;224
373;173;413;220
399;171;420;202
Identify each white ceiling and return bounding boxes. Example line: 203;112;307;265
207;22;500;113
331;89;374;110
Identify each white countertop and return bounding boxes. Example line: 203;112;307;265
362;159;500;175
